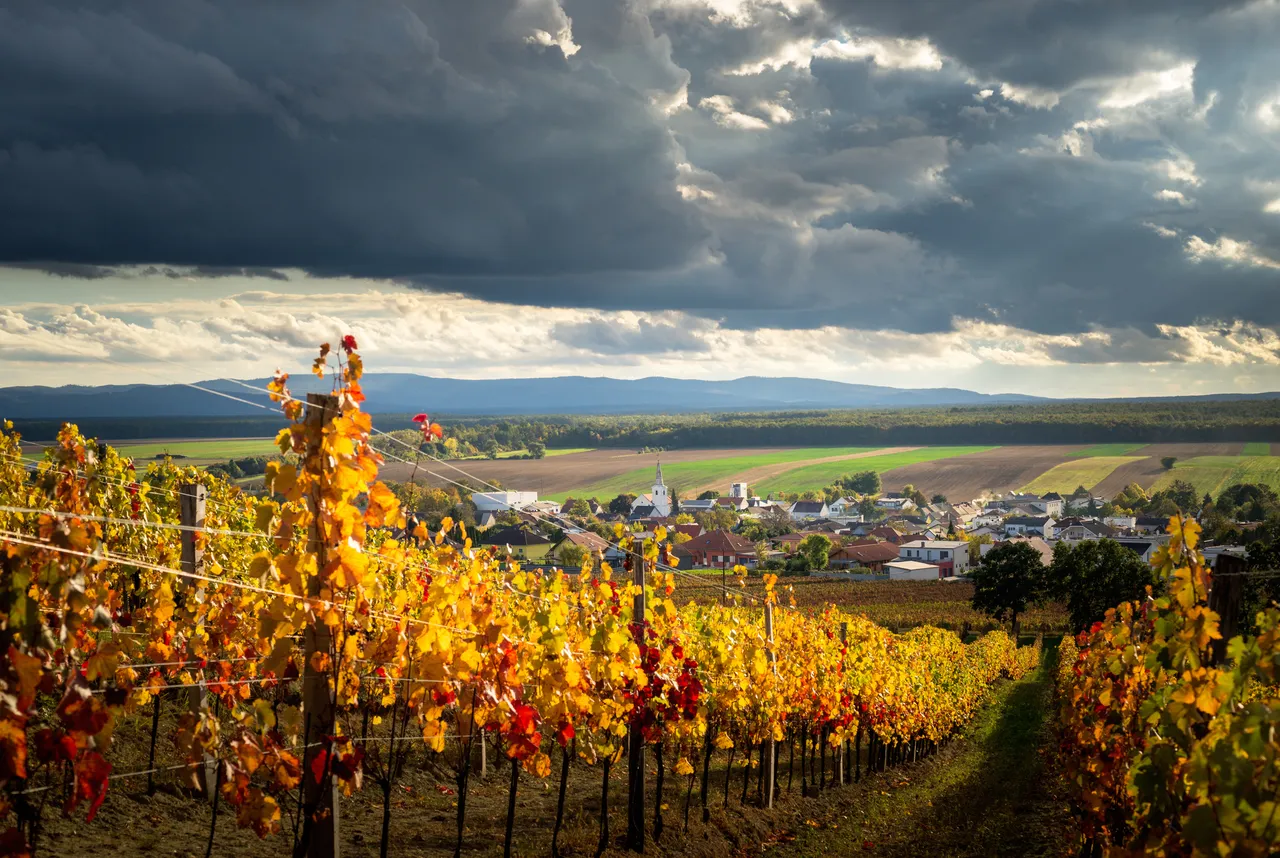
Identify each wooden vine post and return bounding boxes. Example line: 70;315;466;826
764;601;778;808
302;393;340;858
179;482;216;802
838;622;848;786
1207;552;1246;666
626;544;647;852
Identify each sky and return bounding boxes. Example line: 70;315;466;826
2;0;1280;398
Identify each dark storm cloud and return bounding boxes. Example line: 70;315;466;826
0;0;707;279
2;0;1278;354
817;0;1253;90
551;315;712;354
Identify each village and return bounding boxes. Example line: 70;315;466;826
463;461;1231;580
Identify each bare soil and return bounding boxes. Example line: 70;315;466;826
878;446;1078;500
1091;443;1244;497
682;447;920;496
379;448;787;496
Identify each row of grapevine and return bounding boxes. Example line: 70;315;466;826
1053;516;1280;856
0;341;1040;857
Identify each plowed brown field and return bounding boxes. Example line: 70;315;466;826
380;447;785;495
878;446;1080;500
1091;442;1245;496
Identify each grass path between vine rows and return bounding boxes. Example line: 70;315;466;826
763;654;1074;858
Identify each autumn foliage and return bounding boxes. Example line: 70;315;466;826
0;341;1040;855
1054;516;1280;855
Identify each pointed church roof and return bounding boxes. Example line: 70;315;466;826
654;457;664;487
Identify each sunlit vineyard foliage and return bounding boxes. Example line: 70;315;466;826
679;578;1070;634
0;341;1040;856
1054;516;1280;856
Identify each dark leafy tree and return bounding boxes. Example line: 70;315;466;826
698;490;720;500
797;534;832;571
969;541;1046;632
1048;539;1160;632
1161;456;1178;470
527;441;546;459
607;494;637;515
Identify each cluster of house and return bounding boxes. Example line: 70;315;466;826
466;466;1191;580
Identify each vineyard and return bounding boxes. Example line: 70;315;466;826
0;342;1042;858
1053;517;1280;855
676;578;1070;635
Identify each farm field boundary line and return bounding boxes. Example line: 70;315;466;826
1068;443;1146;458
540;446;895;501
1019;456;1147;494
755;446;997;495
1151;453;1280;496
1088;443;1247;497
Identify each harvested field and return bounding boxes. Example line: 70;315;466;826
1151;453;1280;497
380;448;789;496
1020;456;1147;494
878;446;1080;500
1090;443;1245;497
542;446;899;502
754;447;995;496
1068;443;1146;457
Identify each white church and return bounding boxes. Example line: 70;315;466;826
628;460;671;518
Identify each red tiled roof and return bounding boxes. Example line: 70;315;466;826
683;530;756;555
831;542;900;564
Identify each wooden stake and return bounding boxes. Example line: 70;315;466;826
1208;552;1246;666
179;483;216;803
764;601;778;809
301;393;340;858
626;545;646;852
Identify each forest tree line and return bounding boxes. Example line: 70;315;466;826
12;399;1280;447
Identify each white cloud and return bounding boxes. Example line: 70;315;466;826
699;94;769;130
1155;189;1193;206
1098;61;1194;109
1184;235;1280;269
724;32;944;76
1143;222;1179;238
813;34;943;71
754;99;795;124
999;82;1061;109
3;279;1280;397
1158;155;1201;186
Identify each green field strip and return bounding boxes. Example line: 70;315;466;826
112;438;281;463
1242;442;1272;456
463;447;595;460
753;446;998;495
1152;455;1280;497
543;447;884;502
1068;443;1146;458
1020;456;1147;494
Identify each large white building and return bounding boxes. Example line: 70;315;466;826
897;540;971;575
885;559;942;580
472;491;539;512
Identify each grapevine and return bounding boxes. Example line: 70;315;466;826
1054;515;1280;856
0;340;1040;856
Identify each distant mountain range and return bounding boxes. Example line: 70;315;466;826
1;373;1049;418
5;374;1280;421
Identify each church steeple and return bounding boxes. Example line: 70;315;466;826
651;455;670;517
